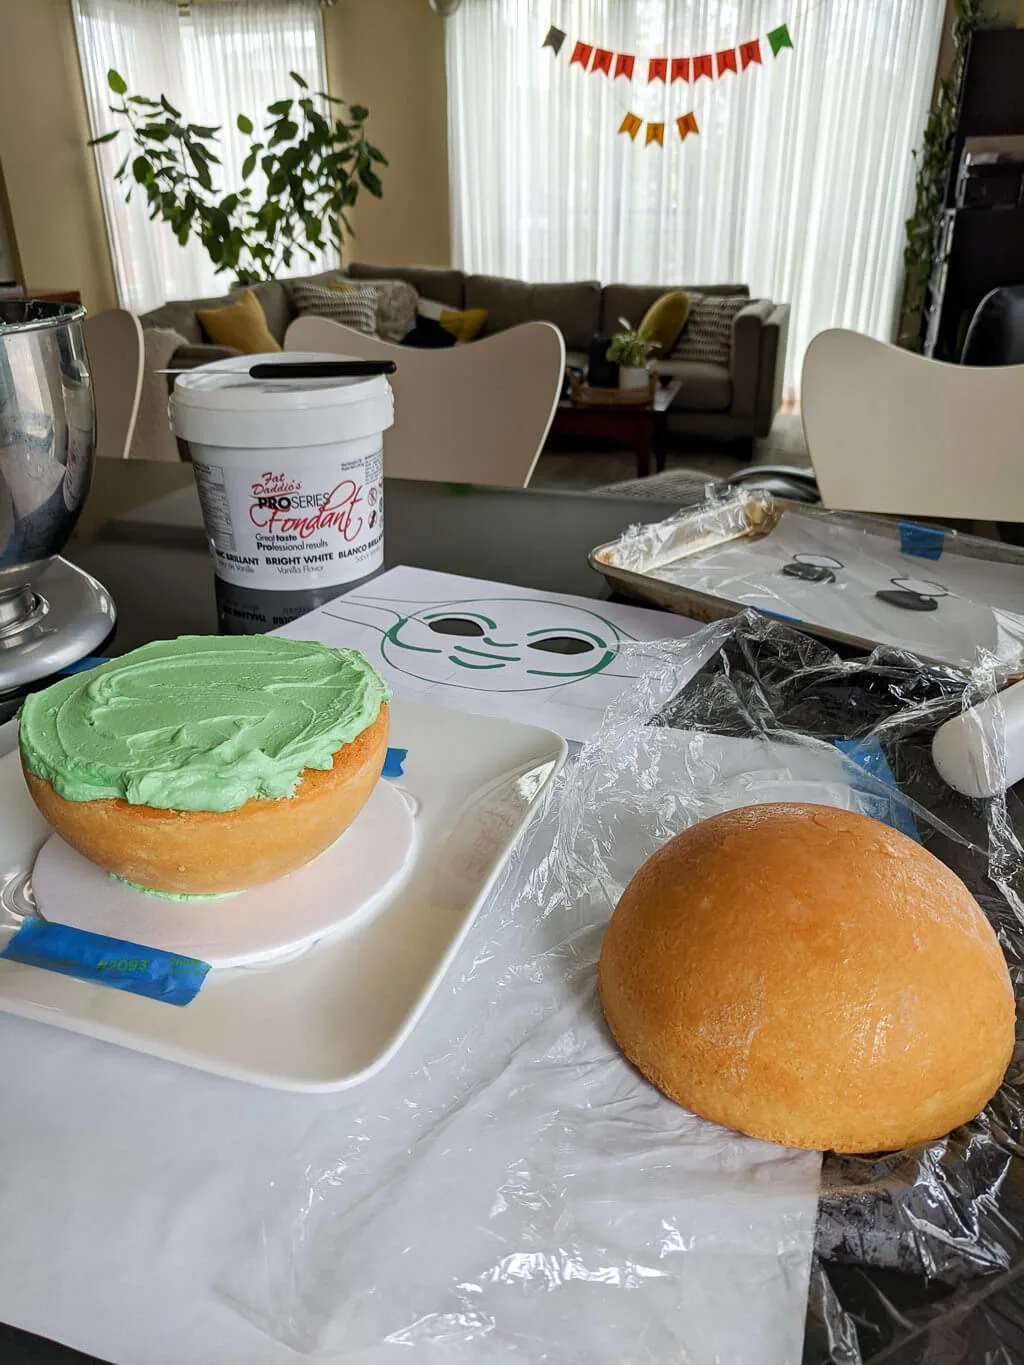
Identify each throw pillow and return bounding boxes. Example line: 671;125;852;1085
290;281;379;335
196;288;281;354
401;316;457;349
670;294;749;367
439;308;488;343
640;290;691;354
328;278;418;342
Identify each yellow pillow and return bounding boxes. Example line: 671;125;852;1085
439;308;488;343
196;288;281;354
639;290;691;354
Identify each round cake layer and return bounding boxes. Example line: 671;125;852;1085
18;635;389;812
23;704;390;894
598;803;1015;1154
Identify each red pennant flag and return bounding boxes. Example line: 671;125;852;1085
591;47;613;76
648;57;668;83
739;39;762;69
613;52;635;80
677;112;699;140
569;41;593;68
670;57;690;82
692;53;713;80
716;48;738;76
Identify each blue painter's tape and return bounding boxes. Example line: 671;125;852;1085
835;738;919;841
762;609;801;624
56;656;111;676
382;747;408;778
0;919;210;1006
899;522;947;561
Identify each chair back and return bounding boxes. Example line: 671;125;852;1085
284;316;565;487
801;328;1024;521
82;309;145;460
961;286;1024;367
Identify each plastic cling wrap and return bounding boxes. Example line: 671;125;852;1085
592;492;1024;672
220;614;1024;1364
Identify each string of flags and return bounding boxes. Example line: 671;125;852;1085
542;21;794;144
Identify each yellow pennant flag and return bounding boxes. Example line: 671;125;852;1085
618;112;642;140
645;121;665;147
676;112;699;140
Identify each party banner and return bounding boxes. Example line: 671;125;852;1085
543;17;794;146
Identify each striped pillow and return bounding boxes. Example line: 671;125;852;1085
330;279;418;342
290;281;378;335
669;294;749;367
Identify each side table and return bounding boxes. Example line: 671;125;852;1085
548;377;683;478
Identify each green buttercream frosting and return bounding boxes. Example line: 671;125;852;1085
110;874;238;902
19;635;389;814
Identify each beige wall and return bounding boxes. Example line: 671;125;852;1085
0;0;117;311
980;0;1020;22
323;0;451;267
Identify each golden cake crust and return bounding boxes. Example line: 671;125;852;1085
24;704;389;894
598;802;1015;1153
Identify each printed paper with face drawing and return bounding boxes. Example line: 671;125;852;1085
277;566;702;741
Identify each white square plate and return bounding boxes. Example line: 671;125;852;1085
0;699;566;1091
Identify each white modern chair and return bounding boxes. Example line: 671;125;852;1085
284;316;566;487
82;309;145;460
801;328;1024;521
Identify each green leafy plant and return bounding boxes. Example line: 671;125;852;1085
606;318;659;368
898;0;981;350
89;68;386;283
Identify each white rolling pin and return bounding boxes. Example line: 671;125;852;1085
932;678;1024;798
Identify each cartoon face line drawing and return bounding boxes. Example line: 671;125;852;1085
322;595;634;692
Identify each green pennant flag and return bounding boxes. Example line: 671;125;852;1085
542;25;567;56
767;23;794;57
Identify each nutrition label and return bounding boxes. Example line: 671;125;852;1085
192;463;236;551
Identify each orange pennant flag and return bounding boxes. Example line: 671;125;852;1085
692;53;713;80
648;57;668;82
591;47;613;75
645;121;665;147
739;39;762;68
716;48;738;75
614;52;635;80
618;111;642;140
677;112;699;140
670;57;690;82
569;41;593;68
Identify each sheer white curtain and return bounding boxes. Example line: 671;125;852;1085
447;0;946;396
73;0;333;312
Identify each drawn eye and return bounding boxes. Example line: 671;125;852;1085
527;636;595;655
427;617;486;637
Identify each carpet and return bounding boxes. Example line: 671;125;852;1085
531;411;809;493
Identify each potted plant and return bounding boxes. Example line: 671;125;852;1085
606;319;659;390
89;69;386;282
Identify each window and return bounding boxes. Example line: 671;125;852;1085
74;0;332;312
446;0;947;397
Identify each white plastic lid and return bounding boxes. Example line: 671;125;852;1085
170;351;395;449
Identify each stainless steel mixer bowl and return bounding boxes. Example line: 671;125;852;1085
0;301;94;634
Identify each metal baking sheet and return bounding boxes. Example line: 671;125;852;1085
590;492;1024;673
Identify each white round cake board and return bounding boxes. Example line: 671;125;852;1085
30;781;417;968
